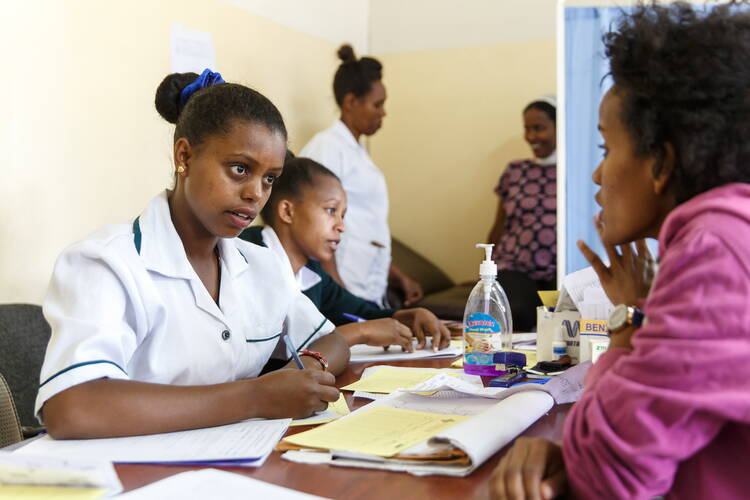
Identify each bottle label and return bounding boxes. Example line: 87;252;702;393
464;312;504;365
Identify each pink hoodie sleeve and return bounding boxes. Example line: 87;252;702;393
563;229;750;499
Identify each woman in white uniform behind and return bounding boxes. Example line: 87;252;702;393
36;70;349;439
301;45;423;308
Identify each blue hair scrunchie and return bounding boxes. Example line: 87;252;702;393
179;68;225;106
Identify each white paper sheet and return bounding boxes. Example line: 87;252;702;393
427;391;554;474
349;339;461;363
556;266;613;313
404;362;590;405
0;451;121;494
404;374;507;398
19;419;290;467
351;365;482;400
170;24;217;73
116;469;329;499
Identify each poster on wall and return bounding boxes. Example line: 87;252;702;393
170;24;217;73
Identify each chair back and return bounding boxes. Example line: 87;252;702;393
0;373;23;447
391;238;454;296
0;304;51;428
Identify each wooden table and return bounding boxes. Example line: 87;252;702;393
115;358;571;499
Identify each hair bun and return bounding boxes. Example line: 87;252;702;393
337;44;357;63
154;72;199;124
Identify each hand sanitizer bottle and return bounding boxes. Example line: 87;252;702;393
463;244;513;376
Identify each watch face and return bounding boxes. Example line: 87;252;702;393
608;304;629;330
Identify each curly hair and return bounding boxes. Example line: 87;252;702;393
604;1;750;204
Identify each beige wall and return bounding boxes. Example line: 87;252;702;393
2;0;556;302
0;0;353;303
368;0;556;282
371;40;556;282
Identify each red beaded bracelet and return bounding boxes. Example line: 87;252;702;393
300;350;328;370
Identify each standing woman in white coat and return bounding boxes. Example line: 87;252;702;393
301;45;423;309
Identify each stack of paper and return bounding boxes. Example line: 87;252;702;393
280;389;554;477
16;418;290;468
0;451;122;499
349;339;462;363
284;406;468;457
341;366;479;398
280;365;589;476
555;266;614;318
403;362;589;405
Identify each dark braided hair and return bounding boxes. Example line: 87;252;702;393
260;155;341;226
154;72;287;145
604;1;750;204
333;44;383;105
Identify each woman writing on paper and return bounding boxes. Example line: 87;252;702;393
301;44;424;309
486;97;557;331
36;71;349;439
491;3;750;498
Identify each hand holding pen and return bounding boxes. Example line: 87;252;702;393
282;332;306;369
254;332;338;418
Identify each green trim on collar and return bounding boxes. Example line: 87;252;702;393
237;249;248;263
39;360;128;389
297;318;329;350
245;332;282;343
132;217;142;254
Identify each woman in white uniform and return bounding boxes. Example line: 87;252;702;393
301;44;423;308
36;70;349;439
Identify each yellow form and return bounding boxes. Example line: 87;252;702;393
341;368;460;394
283;406;468;457
0;486;106;499
537;290;560;309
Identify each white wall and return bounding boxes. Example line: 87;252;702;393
368;0;557;281
370;0;555;53
221;0;370;54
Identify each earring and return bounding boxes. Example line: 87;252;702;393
176;165;185;174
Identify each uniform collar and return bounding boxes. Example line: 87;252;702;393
332;119;363;151
137;191;249;280
261;226;322;292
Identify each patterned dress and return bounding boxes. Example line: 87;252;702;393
492;159;556;282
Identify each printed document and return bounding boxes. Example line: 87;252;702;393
18;419;290;467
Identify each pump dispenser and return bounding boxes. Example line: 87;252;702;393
463;244;513;376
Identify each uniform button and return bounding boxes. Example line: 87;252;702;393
221;329;231;341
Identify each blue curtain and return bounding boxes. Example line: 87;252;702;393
563;6;621;275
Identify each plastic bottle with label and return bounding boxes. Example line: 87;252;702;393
463;244;513;376
552;325;567;360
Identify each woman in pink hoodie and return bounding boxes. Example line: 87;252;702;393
491;2;750;499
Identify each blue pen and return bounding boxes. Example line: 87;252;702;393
514;379;550;385
342;313;366;323
282;332;304;369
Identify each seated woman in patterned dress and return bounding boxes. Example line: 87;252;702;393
487;96;557;331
